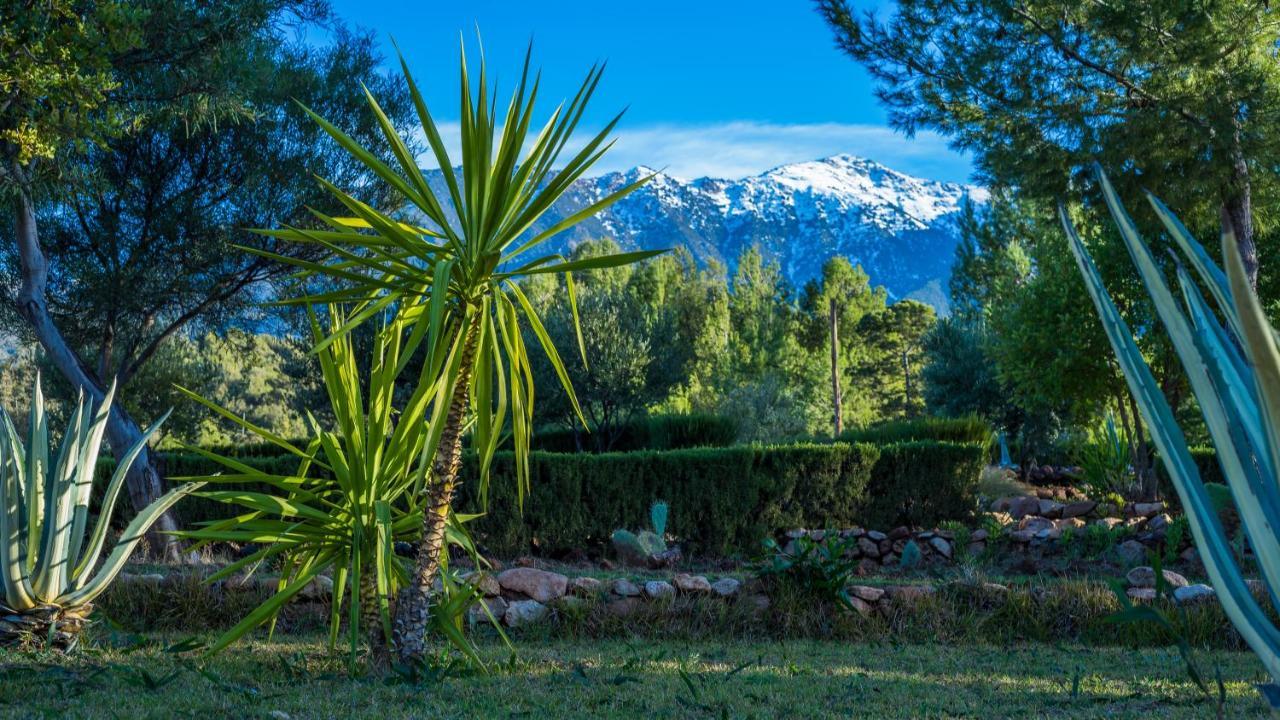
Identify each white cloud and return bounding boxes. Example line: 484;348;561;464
418;120;974;183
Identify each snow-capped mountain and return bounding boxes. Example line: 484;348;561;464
434;154;986;312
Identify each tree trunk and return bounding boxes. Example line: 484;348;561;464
391;314;483;665
11;191;181;559
1222;126;1257;289
829;298;842;437
359;565;387;668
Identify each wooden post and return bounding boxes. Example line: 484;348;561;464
830;298;842;437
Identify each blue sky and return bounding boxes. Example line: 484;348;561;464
325;0;975;183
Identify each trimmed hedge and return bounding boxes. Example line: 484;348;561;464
97;438;987;557
530;413;741;453
838;416;993;448
459;439;987;557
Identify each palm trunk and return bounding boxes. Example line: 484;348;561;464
359;565;387;667
391;314;483;664
11;191;181;559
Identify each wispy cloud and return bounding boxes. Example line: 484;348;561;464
418;120;974;183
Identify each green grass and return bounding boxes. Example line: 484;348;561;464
0;636;1271;718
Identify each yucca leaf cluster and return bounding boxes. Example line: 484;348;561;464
1065;166;1280;703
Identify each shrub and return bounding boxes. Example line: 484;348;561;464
838;416;993;448
860;441;988;529
531;413;741;453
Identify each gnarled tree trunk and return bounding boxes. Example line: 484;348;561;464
11;190;181;559
391;313;483;664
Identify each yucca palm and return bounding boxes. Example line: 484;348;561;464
0;377;201;650
178;308;498;667
250;42;659;663
1065;166;1280;706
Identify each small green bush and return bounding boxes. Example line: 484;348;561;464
838;416;993;448
531;413;741;453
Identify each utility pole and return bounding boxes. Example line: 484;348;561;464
830;298;842;437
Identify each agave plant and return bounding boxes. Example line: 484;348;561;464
0;377;201;650
178;307;503;668
248;41;661;663
1064;166;1280;705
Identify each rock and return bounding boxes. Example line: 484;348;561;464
1055;517;1085;530
847;596;875;617
673;573;713;594
989;496;1015;512
462;571;501;597
1179;547;1200;564
848;585;885;603
928;536;953;560
497;568;568;603
643;580;676;599
1117;540;1148;565
1009;529;1036;543
1174;584;1216;605
611;578;641;597
809;529;826;542
1008;496;1041;519
1094;517;1123;530
1126;566;1189;589
855;559;880;576
127;573;166;586
1146;513;1172;532
1062;501;1098;519
503;599;548;627
1019;516;1054;533
966;541;986;556
1126;588;1157;602
1131;502;1164;518
986;511;1014;527
1037;499;1065;519
569;577;604;597
467;596;508;623
298;574;333;600
970;529;989;542
785;528;807;539
514;556;537;567
888;526;912;541
710;578;741;597
857;537;881;558
866;530;888;542
607;597;644;617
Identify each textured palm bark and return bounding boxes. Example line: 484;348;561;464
391;314;483;664
359;564;388;668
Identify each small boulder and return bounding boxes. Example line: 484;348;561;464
1146;514;1172;532
887;526;912;541
1062;501;1098;519
1009;529;1036;543
1173;584;1216;605
569;577;604;597
710;578;741;598
928;536;953;560
857;537;881;558
467;596;508;623
462;571;501;597
1037;499;1065;519
673;573;713;594
298;575;333;600
611;578;641;597
643;580;676;599
498;568;568;603
847;596;875;618
1126;566;1189;589
1131;502;1165;518
503;599;548;627
848;585;885;603
865;530;888;542
855;559;880;576
1018;516;1054;533
1117;539;1148;565
1008;496;1041;519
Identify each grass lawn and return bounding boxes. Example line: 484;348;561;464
0;636;1271;719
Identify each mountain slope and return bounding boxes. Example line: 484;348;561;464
431;155;985;312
